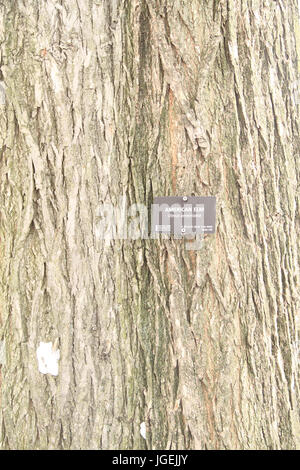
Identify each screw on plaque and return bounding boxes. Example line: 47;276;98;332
183;196;188;201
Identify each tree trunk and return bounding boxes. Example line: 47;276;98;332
0;0;299;450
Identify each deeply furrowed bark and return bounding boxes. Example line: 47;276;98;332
0;0;299;450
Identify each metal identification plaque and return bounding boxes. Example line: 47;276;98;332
152;196;216;236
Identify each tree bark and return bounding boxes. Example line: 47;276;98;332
0;0;299;450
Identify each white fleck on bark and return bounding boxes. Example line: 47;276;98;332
140;422;146;440
36;342;60;376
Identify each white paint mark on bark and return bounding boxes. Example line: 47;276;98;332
140;422;146;440
36;342;60;376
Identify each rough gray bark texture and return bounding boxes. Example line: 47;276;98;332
0;0;299;450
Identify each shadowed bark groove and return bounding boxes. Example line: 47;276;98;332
0;0;299;450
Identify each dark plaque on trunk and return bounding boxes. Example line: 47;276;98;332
152;196;216;236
